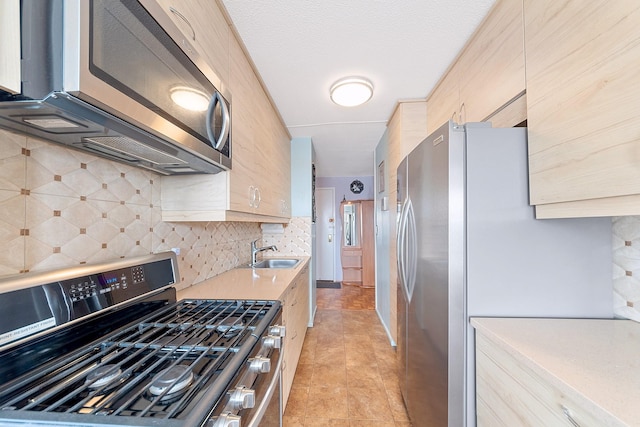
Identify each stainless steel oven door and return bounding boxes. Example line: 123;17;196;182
210;320;284;427
63;0;231;167
246;345;282;427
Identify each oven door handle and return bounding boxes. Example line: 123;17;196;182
246;347;284;427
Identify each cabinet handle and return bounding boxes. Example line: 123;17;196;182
561;405;581;427
254;187;262;208
459;102;466;124
291;331;298;340
169;7;196;41
249;186;256;207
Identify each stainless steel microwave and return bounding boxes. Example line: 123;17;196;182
0;0;231;175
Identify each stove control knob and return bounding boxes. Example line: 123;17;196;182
230;386;255;410
263;335;282;349
269;325;286;337
211;412;241;427
249;356;271;373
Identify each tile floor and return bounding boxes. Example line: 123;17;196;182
283;285;411;426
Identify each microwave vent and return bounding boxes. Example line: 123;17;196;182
82;136;187;166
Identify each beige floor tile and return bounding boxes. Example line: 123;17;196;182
347;386;394;421
284;386;309;418
385;386;411;422
286;287;411;426
299;342;317;365
292;363;314;387
314;345;346;366
345;365;385;390
306;386;349;419
302;417;350;426
349;420;397;427
343;333;373;349
311;363;347;387
345;346;377;367
283;415;305;426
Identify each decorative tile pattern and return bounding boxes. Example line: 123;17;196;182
0;130;262;287
613;216;640;321
0;190;25;275
262;217;312;256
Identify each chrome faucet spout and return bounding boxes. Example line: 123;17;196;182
251;239;278;265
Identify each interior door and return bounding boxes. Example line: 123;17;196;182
315;188;335;281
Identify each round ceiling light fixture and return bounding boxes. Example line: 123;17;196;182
329;77;374;107
170;86;210;111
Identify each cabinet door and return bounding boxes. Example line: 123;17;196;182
153;0;229;84
282;266;309;408
458;0;525;124
426;65;460;134
525;0;640;206
228;35;291;218
476;332;610;427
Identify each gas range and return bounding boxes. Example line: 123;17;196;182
0;253;283;427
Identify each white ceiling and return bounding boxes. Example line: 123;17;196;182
220;0;497;177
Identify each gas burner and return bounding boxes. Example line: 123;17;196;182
148;365;194;398
85;365;123;390
216;318;243;338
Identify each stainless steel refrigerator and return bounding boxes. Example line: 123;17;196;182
396;121;612;427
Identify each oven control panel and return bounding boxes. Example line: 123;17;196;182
0;253;177;348
62;260;172;311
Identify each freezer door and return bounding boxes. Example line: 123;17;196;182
404;122;453;425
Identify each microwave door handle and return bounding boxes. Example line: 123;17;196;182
206;91;230;150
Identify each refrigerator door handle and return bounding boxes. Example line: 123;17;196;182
406;200;418;301
397;198;409;296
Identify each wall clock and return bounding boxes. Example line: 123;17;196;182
350;179;364;194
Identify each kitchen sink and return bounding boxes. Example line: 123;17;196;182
242;258;301;269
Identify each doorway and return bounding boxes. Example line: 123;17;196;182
315;187;336;281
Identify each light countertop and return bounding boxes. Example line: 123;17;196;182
177;256;310;301
471;317;640;425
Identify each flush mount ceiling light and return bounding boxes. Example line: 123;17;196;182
330;77;373;107
170;86;210;111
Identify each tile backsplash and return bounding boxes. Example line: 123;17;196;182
612;216;640;321
0;129;309;291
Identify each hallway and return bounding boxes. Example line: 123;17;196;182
283;286;411;426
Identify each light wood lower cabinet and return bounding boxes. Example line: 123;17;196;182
475;331;614;427
281;265;310;409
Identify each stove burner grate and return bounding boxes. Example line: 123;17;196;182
0;299;280;425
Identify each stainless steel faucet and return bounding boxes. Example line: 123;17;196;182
251;239;277;265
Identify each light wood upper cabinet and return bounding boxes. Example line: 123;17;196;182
524;0;640;217
0;0;20;94
153;0;230;85
159;1;291;222
426;0;526;134
226;33;291;218
426;65;460;134
458;0;525;124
